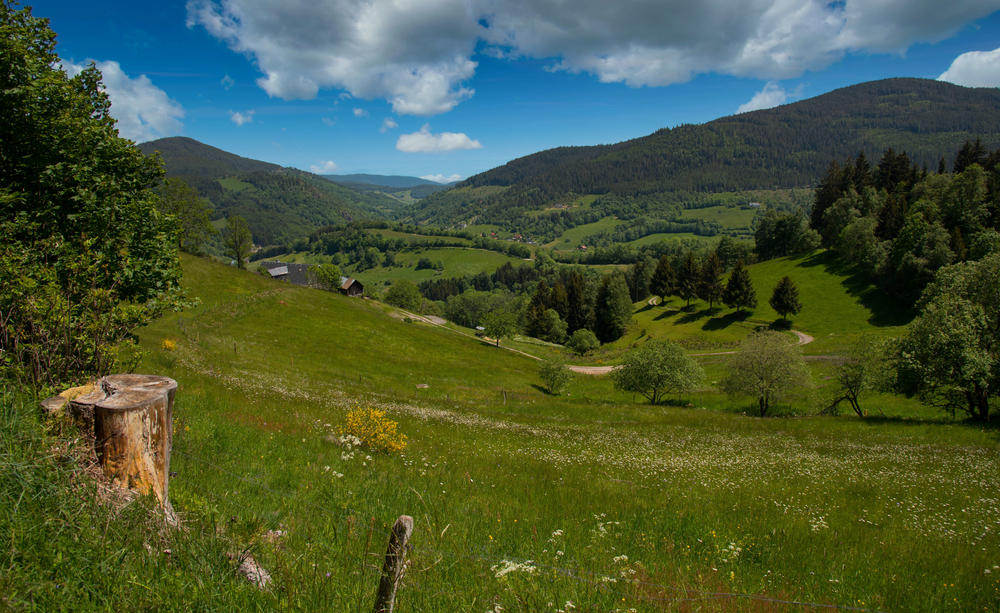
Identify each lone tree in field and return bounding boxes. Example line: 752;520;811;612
723;260;757;316
769;276;802;324
649;254;676;305
610;339;705;404
538;359;572;394
720;330;810;416
225;215;253;269
698;251;725;312
826;334;891;417
482;309;519;347
897;254;999;420
677;251;700;308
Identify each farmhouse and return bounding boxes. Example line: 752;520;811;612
748;202;762;208
339;277;364;297
259;261;314;287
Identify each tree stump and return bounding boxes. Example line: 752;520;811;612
92;375;177;507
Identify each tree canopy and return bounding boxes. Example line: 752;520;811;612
0;2;181;385
720;331;810;416
610;339;705;404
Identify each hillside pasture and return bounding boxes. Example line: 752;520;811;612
548;216;623;250
677;204;757;230
120;254;1000;613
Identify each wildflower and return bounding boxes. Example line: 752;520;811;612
161;339;176;351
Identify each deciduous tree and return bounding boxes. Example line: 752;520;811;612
483;309;519;347
538;359;572;394
610;339;705;404
565;329;599;355
155;178;216;254
225;215;253;269
720;330;810;416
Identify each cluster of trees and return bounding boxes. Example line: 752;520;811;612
809;143;1000;304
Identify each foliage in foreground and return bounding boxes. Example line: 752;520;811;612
538;359;572;394
0;3;181;387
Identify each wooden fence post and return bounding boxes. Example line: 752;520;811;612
373;515;413;613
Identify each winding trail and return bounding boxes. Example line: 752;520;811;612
389;303;815;376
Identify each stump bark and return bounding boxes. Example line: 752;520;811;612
91;375;177;507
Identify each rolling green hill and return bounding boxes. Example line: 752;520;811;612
406;78;1000;234
138;137;406;246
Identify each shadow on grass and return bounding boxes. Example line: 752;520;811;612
701;311;741;331
676;309;709;325
793;250;916;327
653;309;682;322
768;319;792;330
529;383;558;396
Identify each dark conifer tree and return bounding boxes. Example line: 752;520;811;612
698;251;725;311
722;260;757;316
550;280;569;320
593;273;633;343
677;251;700;307
564;271;590;334
649;254;676;304
769;276;803;324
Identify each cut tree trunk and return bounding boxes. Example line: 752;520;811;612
92;374;177;507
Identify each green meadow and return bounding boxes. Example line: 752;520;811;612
677;205;757;229
40;253;993;612
548;217;623;250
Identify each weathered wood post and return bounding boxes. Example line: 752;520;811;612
93;375;176;514
373;515;413;613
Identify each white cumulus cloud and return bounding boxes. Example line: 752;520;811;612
310;160;339;173
187;0;999;116
230;110;256;126
736;81;803;113
353;107;369;117
380;117;398;133
938;47;1000;87
63;59;184;142
397;124;482;153
420;173;463;183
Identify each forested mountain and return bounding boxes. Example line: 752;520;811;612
138;136;405;245
326;173;456;188
407;79;1000;230
138;136;281;178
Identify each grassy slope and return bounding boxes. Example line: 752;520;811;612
547;217;623;250
678;204;757;228
114;254;1000;612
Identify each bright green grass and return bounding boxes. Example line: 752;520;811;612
120;254;1000;612
677;205;757;229
218;177;253;192
464;224;505;237
548;217;623;250
625;232;718;247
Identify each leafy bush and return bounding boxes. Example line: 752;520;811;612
566;329;600;355
538;359;572;394
610;339;704;404
339;406;407;453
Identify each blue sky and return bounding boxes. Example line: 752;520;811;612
36;0;1000;183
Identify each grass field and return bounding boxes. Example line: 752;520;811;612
218;177;253;192
677;205;757;229
52;253;992;612
625;232;718;247
548;217;623;250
